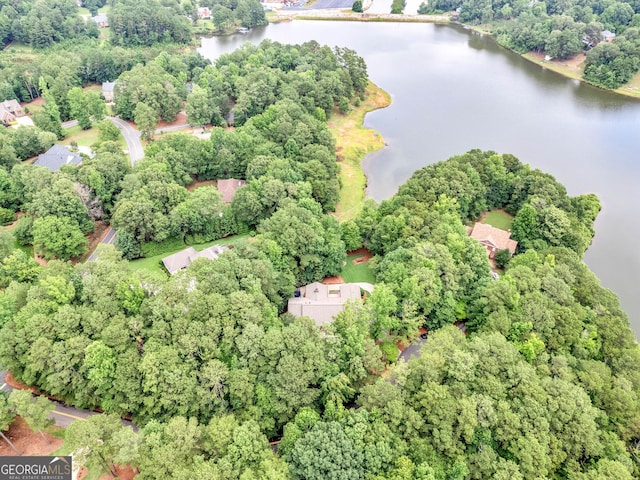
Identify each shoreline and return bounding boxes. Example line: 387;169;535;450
463;23;640;100
266;12;640;100
330;81;391;222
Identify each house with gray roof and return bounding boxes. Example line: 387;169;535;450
287;282;363;326
33;145;82;172
162;244;227;275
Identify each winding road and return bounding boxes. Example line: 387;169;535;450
0;370;134;429
4;117;193;426
62;116;191;262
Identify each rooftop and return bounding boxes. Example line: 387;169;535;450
162;244;227;275
34;145;82;172
287;282;363;326
217;178;246;203
469;222;517;254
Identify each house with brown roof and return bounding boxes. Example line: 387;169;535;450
217;178;246;203
162;244;227;275
0;99;24;125
469;223;517;259
287;282;364;326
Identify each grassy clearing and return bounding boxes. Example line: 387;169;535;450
61;125;101;148
522;52;583;81
481;209;513;230
615;70;640;99
128;234;250;275
330;81;391;222
98;26;111;42
340;253;375;283
61;123;125;150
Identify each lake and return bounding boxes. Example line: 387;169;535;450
199;21;640;336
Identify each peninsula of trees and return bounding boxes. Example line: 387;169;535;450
0;8;639;478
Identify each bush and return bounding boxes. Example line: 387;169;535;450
418;1;428;13
352;0;363;12
13;216;34;245
339;97;351;114
495;248;512;269
391;0;405;13
380;340;400;363
140;237;186;258
0;208;15;226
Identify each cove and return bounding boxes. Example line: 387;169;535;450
199;21;640;337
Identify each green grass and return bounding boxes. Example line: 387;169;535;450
128;234;250;275
340;253;375;283
330;82;391;222
61;125;100;148
481;210;514;231
61;123;125;150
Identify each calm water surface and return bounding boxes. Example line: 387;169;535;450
199;22;640;336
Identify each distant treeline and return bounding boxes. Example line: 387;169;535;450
420;0;640;88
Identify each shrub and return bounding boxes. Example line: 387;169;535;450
0;208;15;226
352;0;363;12
495;248;512;269
14;215;33;245
391;0;405;13
380;340;400;363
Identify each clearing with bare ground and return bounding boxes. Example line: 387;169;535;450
0;417;62;457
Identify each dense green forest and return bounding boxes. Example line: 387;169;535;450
0;32;638;477
420;0;640;88
1;144;639;478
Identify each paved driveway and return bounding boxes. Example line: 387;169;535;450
398;335;428;362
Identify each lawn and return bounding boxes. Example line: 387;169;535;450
340;253;375;283
330;81;391;222
481;209;514;231
61;125;101;148
61;123;125;150
128;234;250;275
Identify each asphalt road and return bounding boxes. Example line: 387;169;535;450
87;226;117;262
65;115;144;262
107;116;144;165
0;370;137;429
398;336;428;363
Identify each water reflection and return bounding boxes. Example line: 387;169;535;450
199;21;640;336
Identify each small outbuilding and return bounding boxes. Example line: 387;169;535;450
92;14;109;27
34;145;82;172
